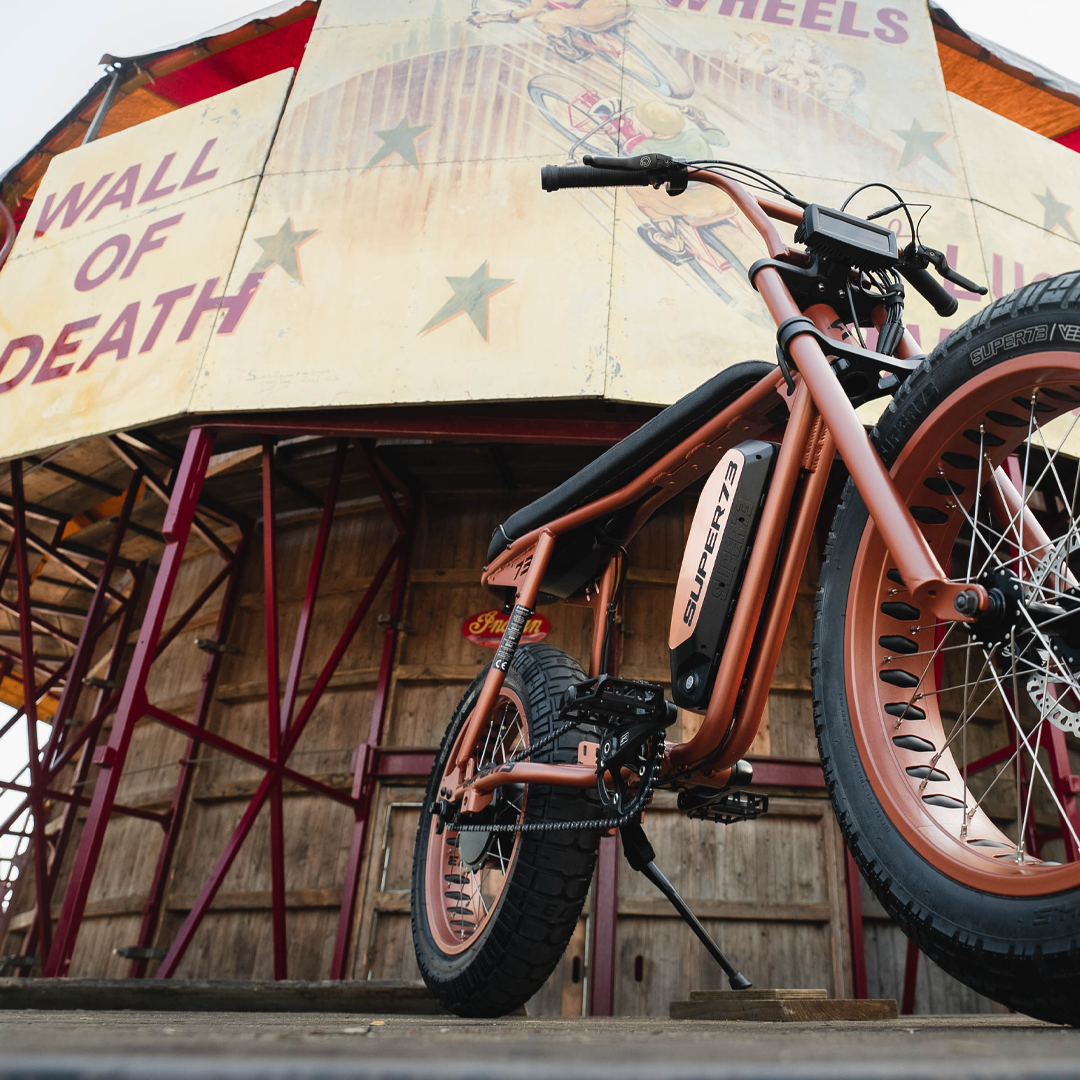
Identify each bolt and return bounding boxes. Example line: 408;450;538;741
954;590;980;616
684;674;696;691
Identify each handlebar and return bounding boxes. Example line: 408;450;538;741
541;164;655;192
540;156;984;326
897;265;958;318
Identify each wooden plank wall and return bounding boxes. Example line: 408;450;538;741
0;478;984;1014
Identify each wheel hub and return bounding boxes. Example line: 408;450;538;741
965;567;1025;651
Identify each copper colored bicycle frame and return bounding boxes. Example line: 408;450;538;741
448;170;1002;810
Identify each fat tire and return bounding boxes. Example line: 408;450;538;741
814;272;1080;1024
411;643;600;1017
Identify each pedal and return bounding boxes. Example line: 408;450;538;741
563;675;675;757
679;788;769;825
561;674;676;728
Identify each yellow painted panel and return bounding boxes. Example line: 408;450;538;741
0;71;293;460
950;93;1080;245
192;157;612;410
8;69;292;257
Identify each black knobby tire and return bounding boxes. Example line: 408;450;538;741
814;272;1080;1024
411;643;601;1017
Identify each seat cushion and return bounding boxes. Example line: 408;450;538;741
487;360;776;564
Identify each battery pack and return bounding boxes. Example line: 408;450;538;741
669;440;776;711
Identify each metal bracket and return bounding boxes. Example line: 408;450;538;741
0;955;40;970
113;946;167;961
83;676;120;690
194;638;242;655
775;315;925;404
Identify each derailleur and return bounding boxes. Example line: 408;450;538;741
561;675;678;815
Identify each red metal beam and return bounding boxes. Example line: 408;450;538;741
280;441;346;732
44;429;217;978
141;704;358;808
589;621;621;1016
588;835;620;1015
844;848;868;999
0;777;167;824
0;510;126;604
128;535;248;978
207;412;644;447
262;441;288;981
39;472;142;773
107;436;239;562
33;564;147;970
10;460;53;963
901;937;919;1015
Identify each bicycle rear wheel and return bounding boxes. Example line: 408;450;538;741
815;272;1080;1022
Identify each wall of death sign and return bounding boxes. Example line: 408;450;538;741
0;70;292;461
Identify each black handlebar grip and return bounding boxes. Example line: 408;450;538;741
898;265;958;318
541;164;653;192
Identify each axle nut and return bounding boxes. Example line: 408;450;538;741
954;590;980;616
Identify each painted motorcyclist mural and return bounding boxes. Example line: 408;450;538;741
467;0;884;327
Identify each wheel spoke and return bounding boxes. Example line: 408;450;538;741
980;648;1080;851
890;623;957;726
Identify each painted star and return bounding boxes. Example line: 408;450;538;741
421;262;514;340
1034;186;1077;241
252;218;317;282
363;116;432;171
892;119;950;172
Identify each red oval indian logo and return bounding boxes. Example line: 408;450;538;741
462;609;550;648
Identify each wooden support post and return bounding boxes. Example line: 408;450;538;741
331;447;413;980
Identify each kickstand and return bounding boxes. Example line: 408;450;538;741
620;821;752;990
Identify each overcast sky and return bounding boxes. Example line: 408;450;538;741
1;1;1079;177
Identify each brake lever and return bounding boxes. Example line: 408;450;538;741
582;153;677;171
919;245;988;296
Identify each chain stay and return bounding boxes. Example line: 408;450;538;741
444;675;674;834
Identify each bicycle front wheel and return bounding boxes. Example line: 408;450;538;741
815;272;1080;1023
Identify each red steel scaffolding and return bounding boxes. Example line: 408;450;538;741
10;411;1069;1011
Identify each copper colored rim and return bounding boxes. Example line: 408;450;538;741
846;352;1080;897
424;689;527;954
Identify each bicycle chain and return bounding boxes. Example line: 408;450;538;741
449;723;664;834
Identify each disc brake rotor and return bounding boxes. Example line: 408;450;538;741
1026;534;1080;734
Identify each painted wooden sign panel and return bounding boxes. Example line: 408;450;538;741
0;0;1078;457
0;71;293;461
196;0;984;411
